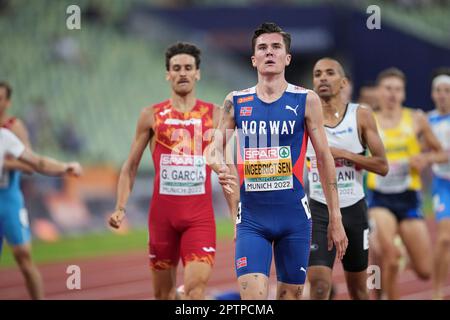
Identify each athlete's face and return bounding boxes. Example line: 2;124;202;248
432;83;450;113
312;59;347;100
0;87;11;114
166;54;200;96
378;76;405;110
251;33;291;75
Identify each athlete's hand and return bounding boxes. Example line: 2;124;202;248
109;209;126;229
329;147;347;160
218;165;237;194
328;215;348;260
410;154;429;172
65;162;83;177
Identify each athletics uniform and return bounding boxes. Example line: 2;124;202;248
306;103;369;272
0;127;26;255
367;108;423;221
233;84;312;285
148;99;216;270
429;111;450;221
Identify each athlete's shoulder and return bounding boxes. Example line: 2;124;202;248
233;86;256;97
286;84;310;94
149;99;171;114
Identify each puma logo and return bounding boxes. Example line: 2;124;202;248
285;105;299;116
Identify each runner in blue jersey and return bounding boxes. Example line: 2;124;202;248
209;22;348;300
429;73;450;300
0;81;82;299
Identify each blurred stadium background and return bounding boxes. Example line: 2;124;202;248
0;0;449;298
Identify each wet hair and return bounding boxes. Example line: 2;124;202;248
376;67;406;85
165;42;201;71
0;81;12;99
252;22;291;54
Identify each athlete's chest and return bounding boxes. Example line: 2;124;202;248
236;96;304;136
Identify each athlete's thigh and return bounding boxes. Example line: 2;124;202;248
309;200;335;269
433;178;450;222
342;200;369;272
149;215;180;269
180;217;216;267
3;203;31;247
399;218;432;272
235;222;273;279
368;207;398;250
273;220;311;285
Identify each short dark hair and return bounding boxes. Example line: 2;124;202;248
252;22;291;54
165;42;201;71
376;67;406;85
0;81;12;99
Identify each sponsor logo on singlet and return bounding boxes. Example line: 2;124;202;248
243;146;293;192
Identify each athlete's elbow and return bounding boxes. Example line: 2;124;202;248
377;160;389;176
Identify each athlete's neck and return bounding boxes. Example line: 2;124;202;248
170;92;197;113
0;112;8;125
321;95;347;123
255;74;288;103
437;105;450;116
379;103;402;119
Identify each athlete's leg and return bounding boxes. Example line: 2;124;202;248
344;271;369;300
179;217;216;300
183;260;213;300
398;219;432;280
238;273;269;300
11;243;44;300
433;219;450;299
151;267;177;300
307;266;333;300
369;207;400;299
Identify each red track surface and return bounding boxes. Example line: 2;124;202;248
1;219;449;300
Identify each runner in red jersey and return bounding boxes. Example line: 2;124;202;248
108;42;237;300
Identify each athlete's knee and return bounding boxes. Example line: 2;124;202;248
436;234;450;251
154;286;176;300
13;248;33;273
184;275;208;300
414;263;431;280
310;279;331;300
347;282;369;300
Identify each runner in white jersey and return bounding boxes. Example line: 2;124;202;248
306;58;388;300
0;127;82;296
429;73;450;300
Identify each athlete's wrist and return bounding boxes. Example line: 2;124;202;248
116;206;126;214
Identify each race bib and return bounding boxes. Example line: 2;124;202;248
243;146;293;192
375;159;411;193
159;154;206;196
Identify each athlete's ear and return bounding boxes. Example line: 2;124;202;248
165;70;170;81
341;77;348;90
251;55;257;68
285;53;292;66
195;69;201;81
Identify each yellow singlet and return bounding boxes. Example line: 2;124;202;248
367;108;421;193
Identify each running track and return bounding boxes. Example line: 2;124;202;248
1;220;449;300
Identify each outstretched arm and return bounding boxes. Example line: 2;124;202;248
305;91;347;260
19;149;82;177
329;106;388;176
109;107;154;229
205;92;237;194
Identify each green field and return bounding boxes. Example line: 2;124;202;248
0;218;234;269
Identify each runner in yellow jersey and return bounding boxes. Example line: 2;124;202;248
367;68;448;299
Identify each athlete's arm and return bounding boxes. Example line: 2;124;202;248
3;119;34;174
18;148;82;177
305;90;348;260
206;92;237;194
329;106;388;176
109;107;154;229
211;104;239;218
412;110;448;172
